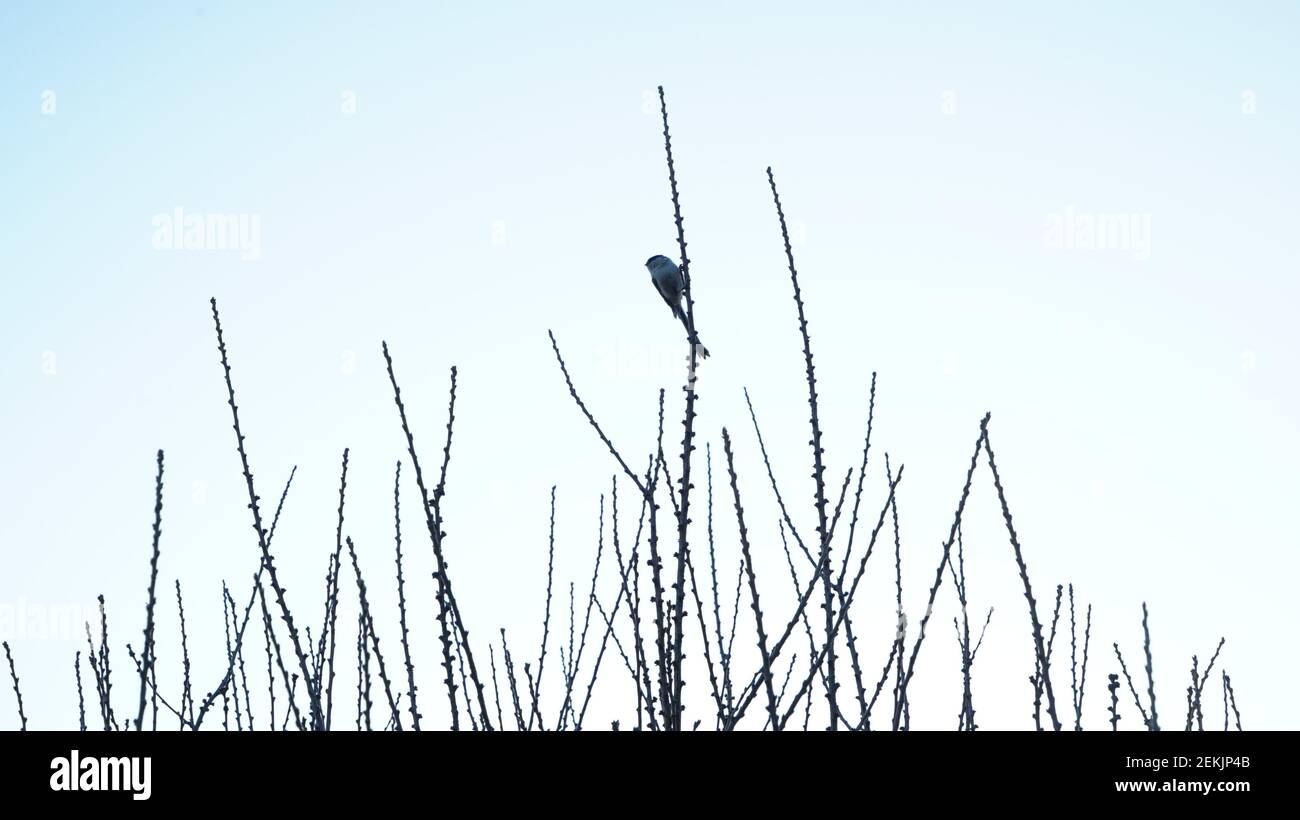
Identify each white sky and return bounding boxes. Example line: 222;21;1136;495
2;1;1298;730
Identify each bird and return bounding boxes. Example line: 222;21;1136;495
644;254;710;358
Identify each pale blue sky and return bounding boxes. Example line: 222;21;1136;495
2;1;1298;729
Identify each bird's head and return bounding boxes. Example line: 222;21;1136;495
645;254;673;271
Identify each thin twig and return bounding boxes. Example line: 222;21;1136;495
767;165;836;728
210;298;320;728
2;642;26;731
391;460;421;730
721;428;779;731
984;428;1061;731
136;449;165;730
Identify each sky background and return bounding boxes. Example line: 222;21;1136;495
1;1;1298;730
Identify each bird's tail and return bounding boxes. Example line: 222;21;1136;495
679;313;710;359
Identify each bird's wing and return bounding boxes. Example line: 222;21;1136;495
652;273;684;319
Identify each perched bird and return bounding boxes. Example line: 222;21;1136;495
644;254;710;358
